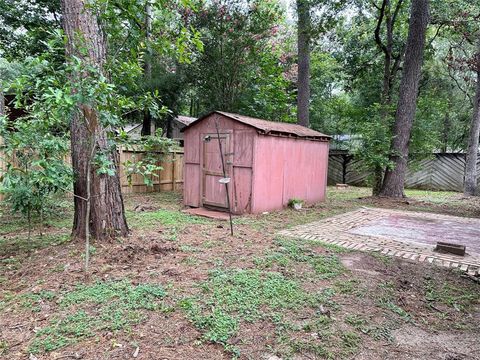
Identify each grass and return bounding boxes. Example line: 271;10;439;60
255;236;346;279
181;268;319;354
423;277;478;312
126;209;209;239
27;280;167;353
0;233;71;273
377;281;411;321
0;196;72;236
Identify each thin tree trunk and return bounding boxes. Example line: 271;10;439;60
296;0;310;127
61;0;129;240
0;90;5;117
141;1;153;136
442;111;450;153
380;0;429;197
464;45;480;196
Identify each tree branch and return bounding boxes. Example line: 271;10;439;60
391;0;404;33
374;0;389;55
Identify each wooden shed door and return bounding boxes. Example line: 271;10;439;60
201;133;231;209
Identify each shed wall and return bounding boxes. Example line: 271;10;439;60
251;135;329;213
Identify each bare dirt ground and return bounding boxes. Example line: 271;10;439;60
0;187;479;360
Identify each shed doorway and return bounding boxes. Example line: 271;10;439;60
201;132;232;210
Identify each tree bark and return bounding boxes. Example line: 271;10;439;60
464;45;480;196
61;0;129;240
371;0;405;195
141;0;153;136
296;0;310;127
379;0;429;197
0;90;4;117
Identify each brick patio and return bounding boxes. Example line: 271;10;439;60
279;208;480;276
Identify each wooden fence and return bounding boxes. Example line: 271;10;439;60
328;152;480;192
0;145;184;201
118;147;184;194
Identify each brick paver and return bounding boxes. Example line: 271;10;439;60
279;208;480;276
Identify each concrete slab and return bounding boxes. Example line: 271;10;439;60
349;214;480;256
279;208;480;275
183;207;232;221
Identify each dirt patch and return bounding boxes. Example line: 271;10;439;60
341;253;385;277
392;325;480;360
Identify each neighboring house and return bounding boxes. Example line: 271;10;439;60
123;123;144;140
124;115;196;145
172;115;196;143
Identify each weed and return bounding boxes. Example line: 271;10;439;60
302;315;332;332
287;339;333;359
80;245;96;259
369;251;392;265
202;240;218;249
21;290;56;312
424;278;478;312
256;237;345;280
374;281;411;321
0;257;21;271
367;324;395;342
179;245;200;253
181;256;200;266
29;280;166;353
334;279;363;296
0;340;9;355
345;314;368;329
181;269;316;354
307;239;351;254
341;331;361;353
49;264;65;273
127;209;208;230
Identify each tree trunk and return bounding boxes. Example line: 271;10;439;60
442;111;450;153
464;45;480;196
61;0;129;240
372;0;405;195
141;1;153;136
296;0;310;127
379;0;429;197
0;90;5;117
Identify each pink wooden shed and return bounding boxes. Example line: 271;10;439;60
182;111;331;214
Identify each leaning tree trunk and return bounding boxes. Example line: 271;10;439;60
379;0;429;198
296;0;310;127
61;0;129;240
464;45;480;196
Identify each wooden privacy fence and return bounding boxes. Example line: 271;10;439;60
328;152;480;192
0;145;184;201
118;147;184;194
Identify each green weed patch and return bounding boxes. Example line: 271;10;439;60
29;280;166;353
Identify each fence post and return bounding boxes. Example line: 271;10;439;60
172;151;176;191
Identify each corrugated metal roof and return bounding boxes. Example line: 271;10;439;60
184;111;331;140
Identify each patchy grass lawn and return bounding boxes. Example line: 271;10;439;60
0;187;479;359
